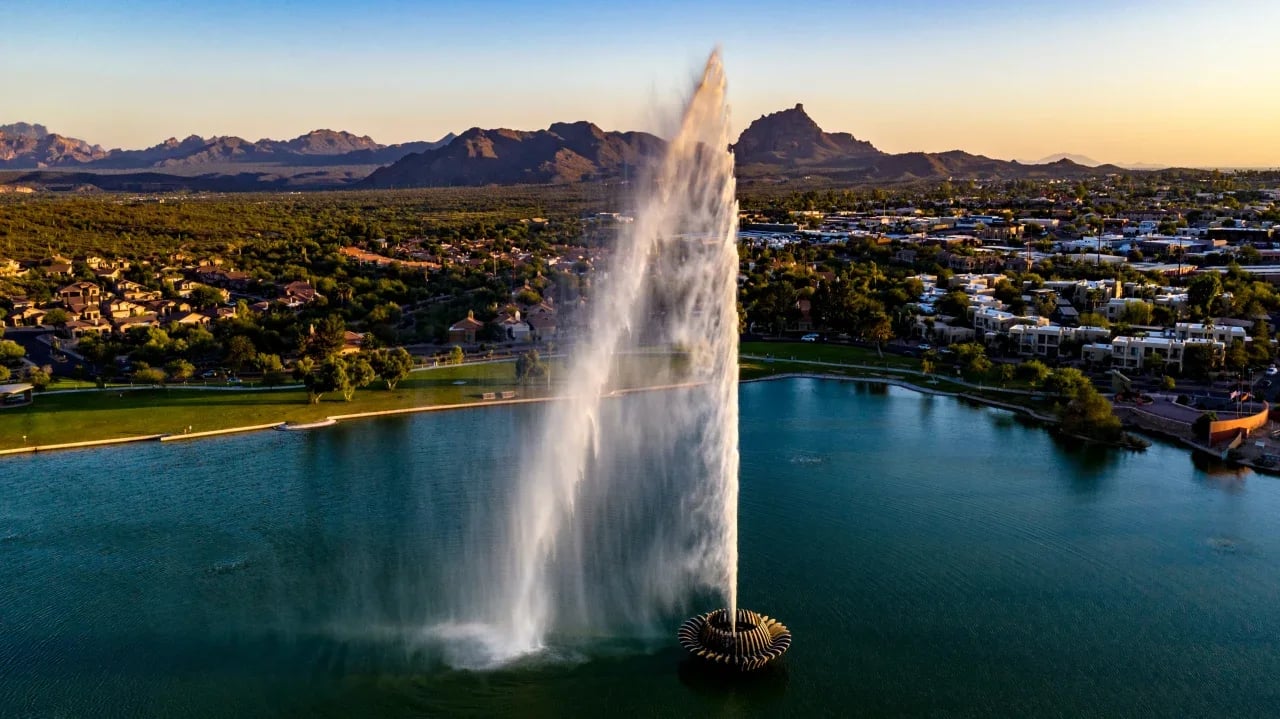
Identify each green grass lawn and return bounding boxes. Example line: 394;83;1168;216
0;363;534;450
0;354;689;451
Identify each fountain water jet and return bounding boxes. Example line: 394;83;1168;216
436;50;782;669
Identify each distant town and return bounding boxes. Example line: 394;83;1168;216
3;170;1280;459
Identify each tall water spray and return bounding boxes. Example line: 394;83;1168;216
439;51;741;664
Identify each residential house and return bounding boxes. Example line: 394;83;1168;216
115;313;160;332
8;306;46;327
282;281;321;307
171;311;211;326
449;312;485;344
105;299;145;320
93;266;123;283
172;279;202;297
497;309;532;343
40;256;73;278
339;331;366;355
914;317;975;345
58;281;102;304
524;302;558;339
194;267;251;290
65;318;111;338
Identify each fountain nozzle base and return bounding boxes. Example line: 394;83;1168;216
677;608;791;671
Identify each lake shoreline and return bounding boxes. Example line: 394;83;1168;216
0;371;1131;459
0;382;705;458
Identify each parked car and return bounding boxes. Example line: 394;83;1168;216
801;333;820;343
201;370;219;379
1267;365;1278;376
225;377;243;385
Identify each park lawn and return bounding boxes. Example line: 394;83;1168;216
0;363;533;451
0;356;686;451
739;341;920;370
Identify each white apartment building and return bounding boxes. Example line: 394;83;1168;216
1173;322;1248;345
1109;336;1221;372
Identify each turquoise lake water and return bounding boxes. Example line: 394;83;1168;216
3;378;1280;717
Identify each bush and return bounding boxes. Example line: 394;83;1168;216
1192;411;1218;441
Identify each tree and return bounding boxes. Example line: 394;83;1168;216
449;345;465;365
0;339;24;363
1044;367;1091;397
303;314;348;359
256;353;287;386
0;366;9;382
937;290;970;320
515;288;543;306
1192;411;1218;441
515;349;548;384
1016;359;1051;386
1182;343;1218;382
964;355;993;382
27;365;51;391
342;356;375;401
1145;351;1166;377
860;310;895;357
1225;339;1249;373
1117;301;1153;326
373;347;414;390
224;335;257;373
133;364;167;386
1161;375;1177;392
920;358;935;377
293;356;347;404
42;308;70;330
1187;273;1223;319
1077;312;1110;328
996;363;1016;387
1058;384;1124;442
189;285;225;309
1250;322;1274;365
165;359;195;383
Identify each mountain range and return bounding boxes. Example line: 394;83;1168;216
365;103;1127;189
0;123;455;170
363;121;662;188
1;106;1129;191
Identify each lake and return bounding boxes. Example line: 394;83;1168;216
3;378;1280;717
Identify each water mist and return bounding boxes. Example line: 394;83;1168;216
435;51;743;664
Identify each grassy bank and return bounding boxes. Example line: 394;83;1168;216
1;349;1051;453
0;354;687;452
0;364;532;451
2;346;1064;453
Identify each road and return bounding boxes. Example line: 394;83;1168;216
4;328;82;377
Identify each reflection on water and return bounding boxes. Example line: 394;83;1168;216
5;379;1280;717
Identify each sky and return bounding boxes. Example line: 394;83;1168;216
5;0;1280;167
